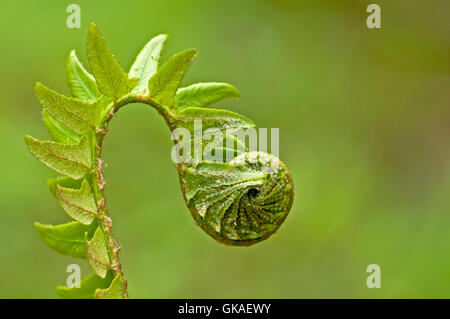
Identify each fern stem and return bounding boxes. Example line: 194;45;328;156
92;94;175;298
90;148;128;297
103;94;175;128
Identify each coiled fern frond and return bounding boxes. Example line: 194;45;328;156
25;23;294;298
182;152;294;246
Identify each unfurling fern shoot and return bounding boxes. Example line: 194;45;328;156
26;23;294;299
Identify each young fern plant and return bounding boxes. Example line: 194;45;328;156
26;23;295;299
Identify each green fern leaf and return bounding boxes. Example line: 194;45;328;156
175;107;255;131
47;176;84;197
42;110;80;144
25;135;92;179
148;49;197;108
66;50;101;101
56;179;98;225
95;275;124;299
175;82;240;110
86;227;110;278
35;82;104;135
87;23;136;100
129;34;168;95
34;220;98;258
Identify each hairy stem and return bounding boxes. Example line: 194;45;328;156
91;94;175;298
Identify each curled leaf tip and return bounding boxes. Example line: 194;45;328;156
181;152;294;246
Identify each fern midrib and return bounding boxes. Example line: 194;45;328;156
89;94;171;298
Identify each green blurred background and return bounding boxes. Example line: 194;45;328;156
0;0;449;298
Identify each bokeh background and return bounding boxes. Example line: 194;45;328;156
0;0;449;298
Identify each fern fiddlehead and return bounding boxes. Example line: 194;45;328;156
181;152;294;246
26;23;294;298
